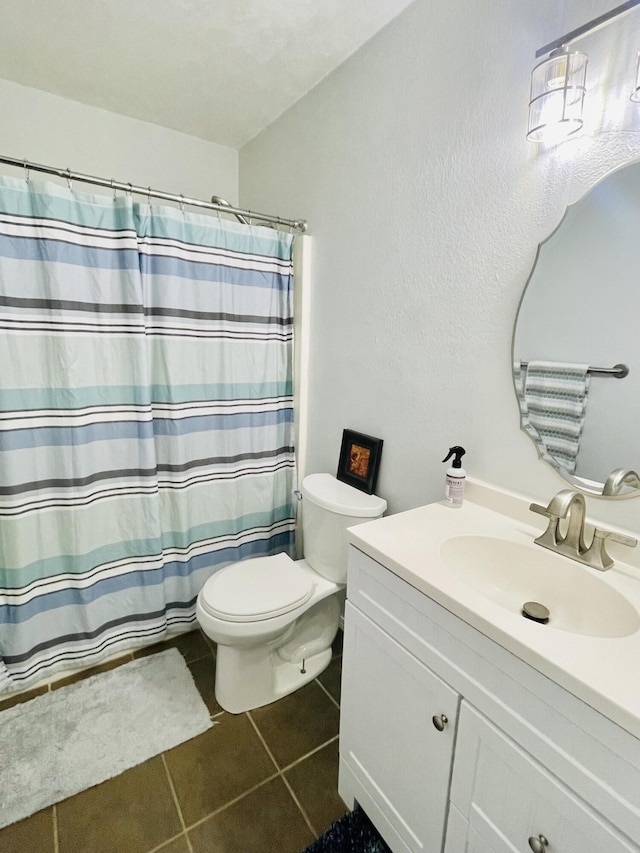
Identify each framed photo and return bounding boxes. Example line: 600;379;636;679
336;429;383;495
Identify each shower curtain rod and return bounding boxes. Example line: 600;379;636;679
0;154;307;233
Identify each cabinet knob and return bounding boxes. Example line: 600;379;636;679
528;835;548;853
432;713;448;731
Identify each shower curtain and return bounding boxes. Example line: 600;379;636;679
0;176;295;691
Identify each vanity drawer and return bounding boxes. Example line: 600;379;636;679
450;702;638;852
347;545;640;842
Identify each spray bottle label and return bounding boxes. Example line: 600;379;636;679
445;475;465;504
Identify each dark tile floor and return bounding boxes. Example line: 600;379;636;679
0;629;346;853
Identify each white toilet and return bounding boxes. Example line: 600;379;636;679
196;473;386;713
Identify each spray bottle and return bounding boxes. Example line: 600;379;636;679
442;446;466;508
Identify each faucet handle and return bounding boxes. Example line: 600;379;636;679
595;529;637;548
529;502;556;518
529;502;561;550
582;527;637;571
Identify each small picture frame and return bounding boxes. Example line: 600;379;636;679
336;429;383;495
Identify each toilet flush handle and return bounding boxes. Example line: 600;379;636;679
293;490;302;501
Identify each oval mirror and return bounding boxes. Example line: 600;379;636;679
512;161;640;497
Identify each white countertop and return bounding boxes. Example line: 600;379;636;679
346;480;640;740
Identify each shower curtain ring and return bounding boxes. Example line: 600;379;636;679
111;178;116;199
127;183;133;198
23;159;30;183
147;186;152;205
65;168;72;191
180;194;185;213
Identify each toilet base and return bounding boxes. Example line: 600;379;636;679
215;643;333;714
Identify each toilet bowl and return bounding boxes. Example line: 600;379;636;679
196;473;386;713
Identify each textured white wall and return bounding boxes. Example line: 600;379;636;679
240;0;640;531
0;77;238;203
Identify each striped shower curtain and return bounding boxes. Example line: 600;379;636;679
0;177;295;692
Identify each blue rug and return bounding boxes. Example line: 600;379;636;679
303;805;391;853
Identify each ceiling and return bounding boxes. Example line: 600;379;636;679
0;0;416;149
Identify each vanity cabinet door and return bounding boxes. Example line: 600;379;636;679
339;602;460;853
449;702;639;853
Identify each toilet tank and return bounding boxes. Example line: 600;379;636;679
300;473;387;583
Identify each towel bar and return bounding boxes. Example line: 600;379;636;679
518;362;628;378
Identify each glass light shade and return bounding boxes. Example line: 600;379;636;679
527;48;588;143
630;53;640;102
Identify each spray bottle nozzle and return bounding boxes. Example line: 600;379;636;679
442;446;466;468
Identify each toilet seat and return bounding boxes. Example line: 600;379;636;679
199;553;314;623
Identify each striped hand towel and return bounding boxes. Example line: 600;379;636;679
521;361;591;474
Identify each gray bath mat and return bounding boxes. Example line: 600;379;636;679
0;648;213;829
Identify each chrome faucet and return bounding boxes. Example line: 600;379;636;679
602;468;640;496
530;489;637;571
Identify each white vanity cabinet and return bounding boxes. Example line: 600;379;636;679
339;545;640;853
339;603;460;853
447;703;636;853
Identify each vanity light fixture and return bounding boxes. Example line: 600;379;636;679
527;46;588;143
528;0;640;143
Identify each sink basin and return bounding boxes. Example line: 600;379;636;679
440;535;640;638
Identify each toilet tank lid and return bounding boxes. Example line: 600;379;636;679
301;473;387;517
